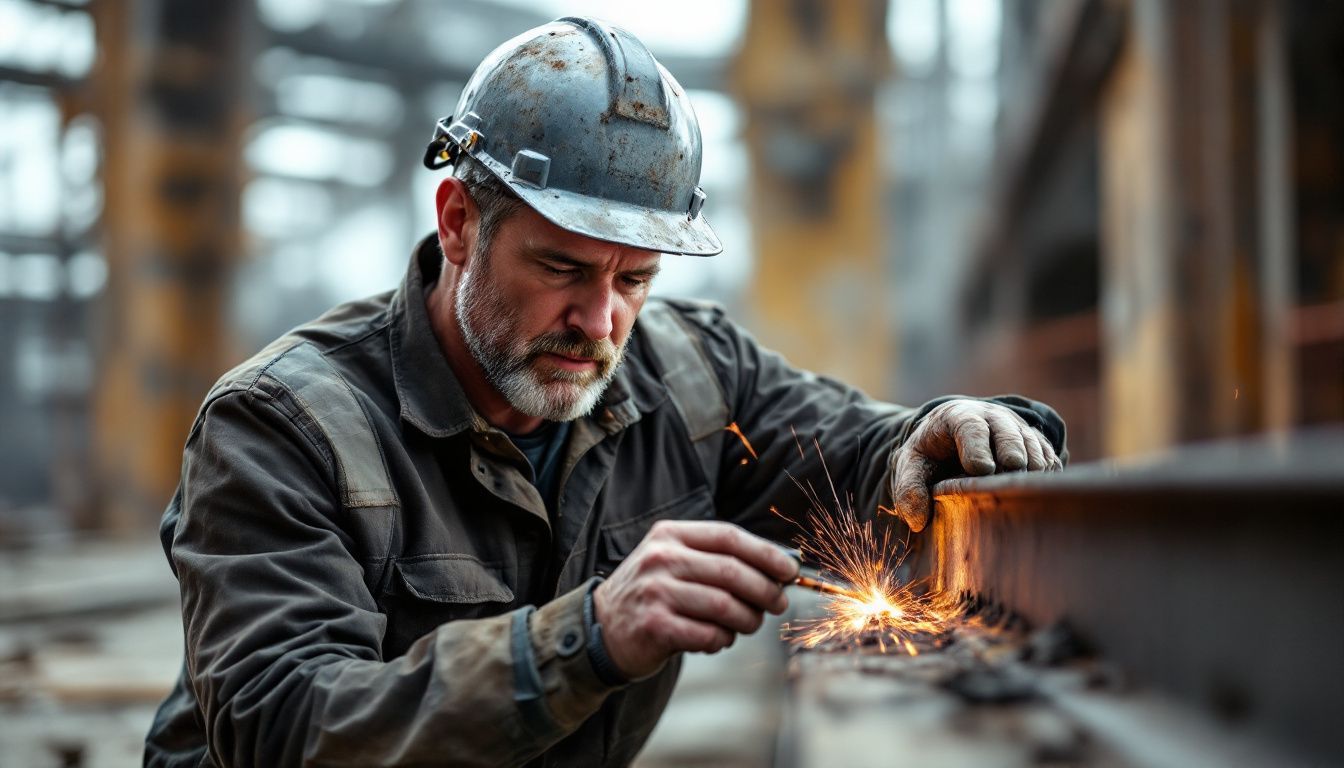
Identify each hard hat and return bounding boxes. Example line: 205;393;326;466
422;16;721;256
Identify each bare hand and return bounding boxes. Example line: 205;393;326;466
592;520;800;680
889;399;1062;532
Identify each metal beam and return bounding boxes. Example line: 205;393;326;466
0;64;77;90
261;29;727;93
918;429;1344;765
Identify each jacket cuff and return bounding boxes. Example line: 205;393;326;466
527;577;624;730
583;578;631;686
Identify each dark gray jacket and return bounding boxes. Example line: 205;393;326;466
145;237;1066;767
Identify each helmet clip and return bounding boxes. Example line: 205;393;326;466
688;187;707;219
511;150;551;189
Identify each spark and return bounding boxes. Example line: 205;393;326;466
721;422;959;653
724;422;759;460
776;437;960;654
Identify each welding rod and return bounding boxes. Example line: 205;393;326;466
794;575;867;602
776;545;867;602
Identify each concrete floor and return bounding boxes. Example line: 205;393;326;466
0;539;182;768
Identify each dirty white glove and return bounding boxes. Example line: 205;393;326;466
889;399;1063;532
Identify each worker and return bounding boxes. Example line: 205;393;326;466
144;16;1065;768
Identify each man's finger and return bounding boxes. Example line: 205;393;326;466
1022;428;1047;471
890;448;937;532
656;521;799;584
665;581;765;635
952;416;996;476
987;409;1029;471
1041;438;1063;471
657;611;737;655
665;547;789;614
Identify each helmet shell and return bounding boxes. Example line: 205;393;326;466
431;17;721;256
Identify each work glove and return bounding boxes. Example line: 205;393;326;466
888;398;1064;532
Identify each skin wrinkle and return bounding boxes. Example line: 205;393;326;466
455;239;622;422
426;174;662;435
1022;429;1047;471
990;411;1029;470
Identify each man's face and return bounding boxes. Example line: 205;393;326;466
455;205;661;422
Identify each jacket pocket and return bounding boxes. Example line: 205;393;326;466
599;485;714;566
383;556;515;657
395;556;515;604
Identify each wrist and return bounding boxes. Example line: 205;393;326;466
584;579;630;687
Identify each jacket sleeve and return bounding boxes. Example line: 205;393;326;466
169;389;614;768
671;303;1067;542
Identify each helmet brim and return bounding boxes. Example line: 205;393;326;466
509;182;722;257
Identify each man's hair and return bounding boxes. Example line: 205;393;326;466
453;155;525;258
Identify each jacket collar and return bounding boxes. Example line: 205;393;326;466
390;236;656;438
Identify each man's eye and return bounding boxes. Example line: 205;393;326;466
544;265;577;277
622;276;652;289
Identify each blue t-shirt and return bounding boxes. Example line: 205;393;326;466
507;420;571;516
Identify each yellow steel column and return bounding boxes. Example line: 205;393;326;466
731;0;893;397
89;0;248;532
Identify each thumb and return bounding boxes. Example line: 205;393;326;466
889;448;936;533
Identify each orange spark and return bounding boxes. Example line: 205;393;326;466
724;422;759;461
777;438;960;653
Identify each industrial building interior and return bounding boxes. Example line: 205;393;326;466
1;0;1341;766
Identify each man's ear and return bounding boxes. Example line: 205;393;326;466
435;176;476;268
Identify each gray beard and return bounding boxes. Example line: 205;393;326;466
454;258;622;422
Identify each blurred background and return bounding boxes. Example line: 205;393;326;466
0;0;1340;766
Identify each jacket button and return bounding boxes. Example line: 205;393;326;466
557;627;583;658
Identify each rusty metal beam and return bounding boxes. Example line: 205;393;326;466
918;429;1344;766
780;622;1305;767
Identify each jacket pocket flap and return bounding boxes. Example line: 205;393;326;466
395;557;514;604
602;485;714;560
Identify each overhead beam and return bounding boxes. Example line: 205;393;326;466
262;27;728;93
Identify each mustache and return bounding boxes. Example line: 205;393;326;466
526;330;620;372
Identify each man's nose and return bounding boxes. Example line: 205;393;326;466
567;282;615;341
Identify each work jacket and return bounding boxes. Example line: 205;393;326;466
145;237;1067;767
